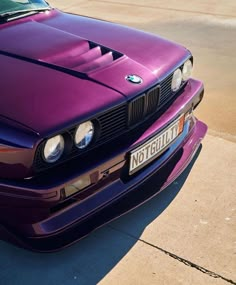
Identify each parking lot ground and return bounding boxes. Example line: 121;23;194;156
0;1;235;285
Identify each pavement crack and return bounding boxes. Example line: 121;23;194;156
138;238;236;285
108;226;236;284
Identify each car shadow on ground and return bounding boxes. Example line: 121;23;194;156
0;147;201;285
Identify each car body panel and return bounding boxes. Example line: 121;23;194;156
0;9;189;134
0;5;207;251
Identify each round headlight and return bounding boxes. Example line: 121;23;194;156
171;68;182;92
43;135;64;163
75;121;94;149
182;60;193;81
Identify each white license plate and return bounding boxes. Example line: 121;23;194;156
129;115;185;174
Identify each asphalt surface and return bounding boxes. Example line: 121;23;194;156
0;1;235;285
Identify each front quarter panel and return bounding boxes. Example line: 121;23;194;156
0;118;39;179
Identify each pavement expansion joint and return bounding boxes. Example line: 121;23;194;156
208;129;236;143
92;0;236;18
108;225;236;285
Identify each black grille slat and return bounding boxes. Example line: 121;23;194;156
98;109;125;120
99;114;125;122
98;105;127;141
161;84;172;92
100;117;126;128
99;123;127;137
146;86;159;114
100;127;126;140
159;73;173;105
100;123;127;134
96;105;127;142
128;95;145;126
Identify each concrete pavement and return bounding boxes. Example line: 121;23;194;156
0;1;235;284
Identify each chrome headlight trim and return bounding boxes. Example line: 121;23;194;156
74;121;94;149
43;135;65;163
171;68;182;92
182;60;193;81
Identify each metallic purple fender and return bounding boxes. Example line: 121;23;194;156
0;6;207;251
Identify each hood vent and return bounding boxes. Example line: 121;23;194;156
49;41;123;74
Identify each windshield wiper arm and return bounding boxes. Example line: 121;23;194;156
0;7;51;20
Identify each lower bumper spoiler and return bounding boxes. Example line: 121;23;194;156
0;120;207;252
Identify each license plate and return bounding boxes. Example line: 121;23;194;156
129;114;185;174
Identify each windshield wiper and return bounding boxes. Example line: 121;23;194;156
0;7;51;21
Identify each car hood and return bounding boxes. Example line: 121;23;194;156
0;9;189;136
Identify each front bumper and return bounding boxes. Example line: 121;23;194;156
0;79;207;251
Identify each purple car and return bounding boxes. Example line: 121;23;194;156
0;0;207;251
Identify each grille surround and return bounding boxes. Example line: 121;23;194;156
127;67;186;127
34;63;187;172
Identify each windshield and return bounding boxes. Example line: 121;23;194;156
0;0;50;15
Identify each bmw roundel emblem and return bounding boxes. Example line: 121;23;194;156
126;74;143;84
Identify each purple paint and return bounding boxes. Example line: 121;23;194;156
0;4;207;251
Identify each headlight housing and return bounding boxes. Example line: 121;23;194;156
75;121;94;149
43;135;65;163
171;59;193;92
182;60;193;81
171;68;182;92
